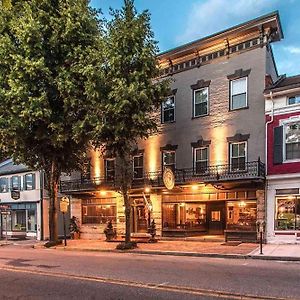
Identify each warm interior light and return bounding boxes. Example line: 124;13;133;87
144;186;151;193
288;195;295;200
100;190;107;196
239;201;246;207
191;184;198;191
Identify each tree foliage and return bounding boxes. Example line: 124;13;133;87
94;0;169;245
0;0;104;241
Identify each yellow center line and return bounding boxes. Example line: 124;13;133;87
0;265;294;300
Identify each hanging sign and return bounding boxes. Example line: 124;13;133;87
11;190;20;200
60;196;70;213
163;168;175;190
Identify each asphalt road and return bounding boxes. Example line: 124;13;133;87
0;243;299;300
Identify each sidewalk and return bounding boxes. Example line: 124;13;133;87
45;239;300;261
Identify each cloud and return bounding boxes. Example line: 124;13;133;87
176;0;279;44
284;46;300;54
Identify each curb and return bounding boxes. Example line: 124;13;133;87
36;245;300;262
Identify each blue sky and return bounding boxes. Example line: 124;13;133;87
91;0;300;76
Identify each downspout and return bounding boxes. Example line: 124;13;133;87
265;91;274;241
40;171;44;241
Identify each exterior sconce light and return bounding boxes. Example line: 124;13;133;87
144;186;151;193
100;190;107;196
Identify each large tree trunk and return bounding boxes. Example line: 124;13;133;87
124;191;131;244
46;160;60;242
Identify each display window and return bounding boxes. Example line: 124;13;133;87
275;196;300;230
226;201;257;231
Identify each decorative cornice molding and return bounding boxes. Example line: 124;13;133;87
191;137;211;148
227;133;250;142
190;79;211;90
160;144;178;151
227;68;251;80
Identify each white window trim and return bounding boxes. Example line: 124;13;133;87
194;147;209;174
24;173;35;191
162;150;176;170
287;95;300;106
230;77;248;110
193;87;209;117
162;95;176;124
133;154;144;179
282;117;300;163
229;141;247;172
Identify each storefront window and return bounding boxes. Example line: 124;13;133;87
275;196;300;230
163;203;206;230
82;203;116;224
226;201;256;231
27;209;37;232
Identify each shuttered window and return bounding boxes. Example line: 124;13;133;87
273;126;283;164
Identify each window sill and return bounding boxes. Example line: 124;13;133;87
229;106;249;112
161;121;176;125
192;114;209;119
283;159;300;164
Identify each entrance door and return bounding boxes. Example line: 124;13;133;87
131;199;149;233
207;202;226;235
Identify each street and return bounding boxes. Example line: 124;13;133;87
0;244;299;300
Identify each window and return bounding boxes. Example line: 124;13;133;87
82;204;116;224
194;147;209;174
230;77;247;110
285;122;300;160
0;177;8;193
162;203;206;230
230;142;247;171
162;151;176;171
162;96;175;123
133;155;144;179
275;196;300;230
24;173;35;190
226;201;257;231
193;87;208;117
105;159;115;181
11;176;21;191
288;95;300;105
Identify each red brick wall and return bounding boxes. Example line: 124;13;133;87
267;112;300;175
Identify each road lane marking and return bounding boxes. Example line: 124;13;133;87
0;265;294;300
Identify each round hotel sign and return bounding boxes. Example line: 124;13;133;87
163;168;175;190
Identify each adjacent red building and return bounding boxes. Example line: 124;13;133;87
265;75;300;243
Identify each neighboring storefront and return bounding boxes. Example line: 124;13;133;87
0;159;44;240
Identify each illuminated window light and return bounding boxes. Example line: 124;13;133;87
100;190;107;196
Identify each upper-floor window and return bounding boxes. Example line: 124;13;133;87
162;151;176;171
285;121;300;160
133;154;144;179
0;177;8;193
24;173;35;190
194;147;209;174
230;77;247;110
230;142;247;171
162;96;175;123
193;87;208;117
288;95;300;105
11;176;21;191
105;159;115;181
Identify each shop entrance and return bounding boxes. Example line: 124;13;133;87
131;198;150;233
207;202;226;235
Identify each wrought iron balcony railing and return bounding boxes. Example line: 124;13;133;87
60;160;265;193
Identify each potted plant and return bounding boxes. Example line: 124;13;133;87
104;220;117;241
69;216;80;239
148;219;157;243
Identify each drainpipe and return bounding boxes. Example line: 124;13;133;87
40;170;44;241
265;91;274;241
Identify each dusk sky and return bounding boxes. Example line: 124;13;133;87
91;0;300;77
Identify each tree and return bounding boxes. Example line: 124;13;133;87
94;0;169;248
1;0;11;10
0;0;104;242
